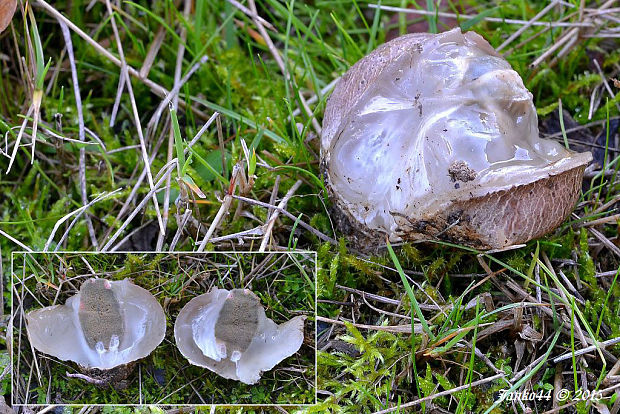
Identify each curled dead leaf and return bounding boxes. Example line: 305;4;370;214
0;0;17;34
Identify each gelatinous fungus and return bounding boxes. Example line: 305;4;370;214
26;278;166;372
321;28;592;250
175;288;305;384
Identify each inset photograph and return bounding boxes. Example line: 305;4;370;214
11;252;316;406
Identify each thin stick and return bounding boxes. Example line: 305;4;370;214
593;59;620;114
188;112;220;148
497;1;559;52
552;336;620;363
169;209;192;251
232;194;337;244
316;316;423;334
368;4;595;27
578;213;620;228
109;62;125;126
5;105;33;173
58;20;98;249
225;0;276;31
146;55;209;141
530;27;578;68
372;373;506;413
259;180;302;251
196;195;233;252
139;26;166;79
65;372;106;386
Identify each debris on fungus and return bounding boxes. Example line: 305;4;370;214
174;288;305;385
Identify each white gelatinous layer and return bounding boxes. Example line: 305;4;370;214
26;278;166;370
191;288;229;361
174;287;305;385
324;28;592;236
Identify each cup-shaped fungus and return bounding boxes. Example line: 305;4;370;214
174;288;305;385
321;28;592;250
26;278;166;372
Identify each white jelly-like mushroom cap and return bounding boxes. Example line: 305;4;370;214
322;28;592;248
26;278;166;370
174;287;305;385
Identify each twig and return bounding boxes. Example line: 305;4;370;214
232;194;337;244
593;59;620;114
170;209;191;251
34;0;209;121
65;372;106;386
224;0;276;30
578;213;620;228
196;194;234;252
316;315;423;334
372;373;505;414
368;4;595;27
259;180;302;251
589;227;620;258
188;112;220;148
139;26;166;79
552;336;620;363
146;55;209;141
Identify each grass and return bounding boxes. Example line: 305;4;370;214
0;0;618;413
11;252;316;405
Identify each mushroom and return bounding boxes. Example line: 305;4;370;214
174;288;305;385
0;0;16;34
26;278;166;373
321;28;592;250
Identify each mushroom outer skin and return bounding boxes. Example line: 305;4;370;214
26;278;166;372
321;28;592;251
174;287;306;385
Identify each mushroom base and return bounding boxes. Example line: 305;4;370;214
326;163;587;252
77;361;136;389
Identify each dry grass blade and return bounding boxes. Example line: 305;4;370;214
43;189;122;251
34;0;209;121
57;19;98;249
497;0;559;52
246;0;322;135
104;0;165;236
157;0;192;251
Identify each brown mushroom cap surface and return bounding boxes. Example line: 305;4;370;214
0;0;16;34
321;28;592;250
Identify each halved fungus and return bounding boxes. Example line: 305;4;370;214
321;28;592;250
174;288;305;385
26;278;166;371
